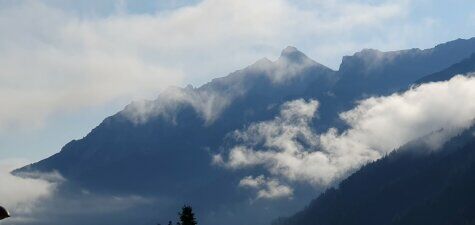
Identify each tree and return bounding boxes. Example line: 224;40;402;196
178;205;197;225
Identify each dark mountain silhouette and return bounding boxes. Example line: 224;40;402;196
273;126;475;225
13;37;475;225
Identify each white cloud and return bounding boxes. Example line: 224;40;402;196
0;159;61;221
239;175;293;199
218;99;320;170
0;0;411;132
216;75;475;194
121;86;235;125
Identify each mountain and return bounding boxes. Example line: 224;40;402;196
15;47;336;225
13;38;475;225
273;125;475;225
17;46;336;194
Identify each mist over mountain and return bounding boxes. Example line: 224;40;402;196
274;126;475;225
12;37;475;225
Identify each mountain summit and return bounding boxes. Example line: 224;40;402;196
280;46;307;61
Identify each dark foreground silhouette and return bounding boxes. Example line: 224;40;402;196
0;206;10;220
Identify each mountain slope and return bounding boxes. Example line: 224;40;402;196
274;126;475;225
416;53;475;84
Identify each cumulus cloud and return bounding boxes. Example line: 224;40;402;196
216;75;475;195
214;99;319;168
0;0;411;132
239;175;293;199
0;159;61;222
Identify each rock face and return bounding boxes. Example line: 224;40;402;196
14;38;475;225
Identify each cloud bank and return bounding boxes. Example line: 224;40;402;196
0;160;157;225
216;75;475;198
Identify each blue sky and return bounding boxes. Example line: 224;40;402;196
1;0;475;161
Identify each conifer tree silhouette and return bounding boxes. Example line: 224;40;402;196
177;205;197;225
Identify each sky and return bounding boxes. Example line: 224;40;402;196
1;0;475;162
